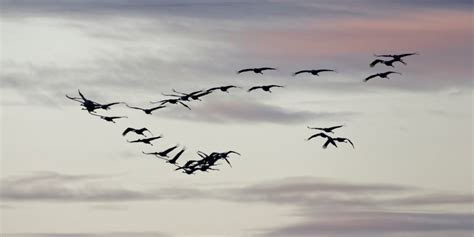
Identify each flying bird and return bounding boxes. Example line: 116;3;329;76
127;104;166;114
248;85;284;93
237;67;276;74
127;136;163;146
142;145;178;158
307;125;343;134
364;71;401;82
322;137;338;149
374;53;418;65
90;113;127;123
122;127;152;137
207;85;241;93
293;69;335;76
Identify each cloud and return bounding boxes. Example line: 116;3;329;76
261;211;474;237
161;97;348;124
2;173;472;236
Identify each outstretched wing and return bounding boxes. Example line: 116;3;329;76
150;105;166;111
307;133;328;141
328;125;343;131
397;53;418;58
237;68;253;74
293;70;311;76
364;74;379;82
269;85;284;88
369;59;384;67
178;101;191;110
322;138;337;149
65;95;83;103
248;86;261;92
346;139;355;148
315;69;335;73
126;104;145;111
259;67;276;71
122;127;134;136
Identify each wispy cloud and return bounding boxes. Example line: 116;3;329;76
2;232;169;237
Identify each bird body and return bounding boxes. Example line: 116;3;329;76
127;104;166;114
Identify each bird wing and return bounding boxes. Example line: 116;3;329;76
78;89;87;101
386;71;401;76
307;133;327;141
315;69;335;73
328;125;343;131
248;86;261;92
171;148;186;161
398;53;418;58
102;102;123;108
260;67;276;71
161;145;178;155
364;74;379;82
146;136;162;142
178;101;191;110
369;59;384;67
293;70;311;76
65;95;83;103
322;138;337;149
269;85;284;88
237;68;253;74
346;139;355;148
126;104;145;111
374;54;394;58
122;127;134;136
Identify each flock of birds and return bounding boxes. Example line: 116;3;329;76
66;53;418;175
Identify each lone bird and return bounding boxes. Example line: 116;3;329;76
364;71;401;82
248;85;284;93
207;85;241;93
293;69;335;76
127;104;166;114
307;125;343;134
90;113;127;123
237;67;276;74
122;127;152;137
374;53;418;65
127;136;162;146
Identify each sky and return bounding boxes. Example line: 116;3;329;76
0;0;473;236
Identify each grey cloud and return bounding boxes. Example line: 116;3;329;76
261;211;474;237
161;97;347;124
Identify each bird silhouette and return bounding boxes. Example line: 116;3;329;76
127;104;166;114
164;89;206;101
127;136;162;146
142;145;178;158
237;67;276;74
207;85;241;93
90;113;127;123
307;125;343;133
66;90;101;113
293;69;335;76
374;53;418;65
122;127;152;137
248;85;284;93
364;71;401;82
